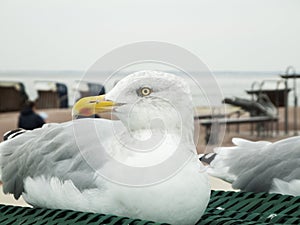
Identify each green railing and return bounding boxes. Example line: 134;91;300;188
0;190;299;224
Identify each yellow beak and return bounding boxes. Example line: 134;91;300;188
72;95;115;118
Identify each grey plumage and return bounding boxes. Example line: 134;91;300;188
207;137;300;194
0;121;104;199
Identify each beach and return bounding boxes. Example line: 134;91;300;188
0;106;299;206
1;106;299;146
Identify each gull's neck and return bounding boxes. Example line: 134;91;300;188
122;110;195;149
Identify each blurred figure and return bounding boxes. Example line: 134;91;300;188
18;101;45;130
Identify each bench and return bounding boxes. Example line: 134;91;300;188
200;116;278;144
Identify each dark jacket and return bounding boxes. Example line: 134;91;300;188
18;108;45;130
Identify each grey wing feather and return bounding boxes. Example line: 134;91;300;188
210;136;300;192
0;118;120;199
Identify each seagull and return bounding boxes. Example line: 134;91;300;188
201;137;300;196
0;71;210;225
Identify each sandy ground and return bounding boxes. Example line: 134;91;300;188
0;106;298;206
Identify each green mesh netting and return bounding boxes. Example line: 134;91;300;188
0;190;299;225
200;191;300;225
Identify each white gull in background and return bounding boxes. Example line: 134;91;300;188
201;137;300;196
0;71;210;225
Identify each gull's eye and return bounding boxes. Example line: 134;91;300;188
138;87;152;97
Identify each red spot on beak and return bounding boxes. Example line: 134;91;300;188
79;108;93;116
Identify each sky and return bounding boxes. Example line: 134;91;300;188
0;0;300;72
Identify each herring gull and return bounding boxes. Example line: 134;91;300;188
201;137;300;196
0;71;210;225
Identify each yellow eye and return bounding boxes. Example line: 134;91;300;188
139;87;152;97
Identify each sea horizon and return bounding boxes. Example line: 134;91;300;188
0;70;294;107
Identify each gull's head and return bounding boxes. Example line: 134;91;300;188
73;71;194;132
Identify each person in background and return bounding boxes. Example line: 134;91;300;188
18;101;45;130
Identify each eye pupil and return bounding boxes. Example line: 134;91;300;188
139;87;152;96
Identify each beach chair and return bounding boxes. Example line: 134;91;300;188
35;81;68;109
0;81;28;112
